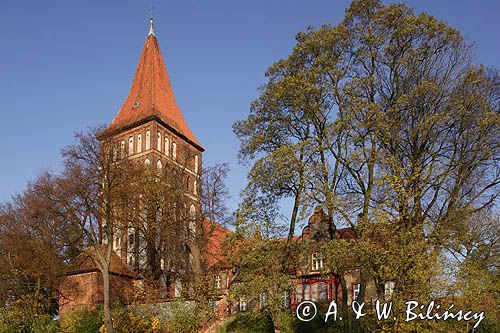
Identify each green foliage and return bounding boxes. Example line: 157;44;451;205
60;308;102;333
224;313;274;333
164;299;201;333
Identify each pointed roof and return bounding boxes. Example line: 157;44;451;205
100;21;203;151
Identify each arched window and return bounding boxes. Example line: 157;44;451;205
137;134;142;153
113;145;118;161
156;160;162;169
186;176;190;191
189;204;196;236
145;158;151;166
157;132;162;151
128;136;134;155
120;140;125;158
193;179;198;195
194;155;199;173
164;137;170;156
145;130;151;150
172;142;177;160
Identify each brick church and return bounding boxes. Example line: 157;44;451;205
58;18;231;317
58;18;377;319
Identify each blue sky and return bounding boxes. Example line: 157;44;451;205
0;0;498;214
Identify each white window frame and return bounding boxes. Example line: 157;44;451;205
353;283;361;301
311;252;324;271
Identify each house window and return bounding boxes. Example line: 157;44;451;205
120;140;125;158
194;155;199;173
157;132;162;151
384;281;395;300
311;252;324;271
239;298;247;312
113;145;118;161
295;285;303;303
128;136;134;155
146;130;151;150
165;137;169;156
259;293;267;309
172;143;177;160
311;282;319;302
303;284;310;301
319;282;328;301
353;283;361;301
215;275;221;289
137;134;142;153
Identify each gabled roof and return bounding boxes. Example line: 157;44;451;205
100;21;202;151
64;245;136;279
203;218;232;268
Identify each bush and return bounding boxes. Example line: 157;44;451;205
224;313;274;333
60;308;102;333
165;299;201;333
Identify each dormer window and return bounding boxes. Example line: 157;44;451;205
311;252;324;271
353;283;361;301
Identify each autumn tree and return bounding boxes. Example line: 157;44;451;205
234;0;499;330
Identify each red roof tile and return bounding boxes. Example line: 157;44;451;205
203;218;232;268
101;30;202;150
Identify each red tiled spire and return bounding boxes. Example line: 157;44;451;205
101;20;202;150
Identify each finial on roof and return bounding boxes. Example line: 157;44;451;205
148;5;155;36
149;18;155;36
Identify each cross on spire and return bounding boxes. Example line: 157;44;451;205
148;5;155;36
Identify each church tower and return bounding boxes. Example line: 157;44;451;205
98;19;203;296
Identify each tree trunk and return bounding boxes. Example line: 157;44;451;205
102;268;115;333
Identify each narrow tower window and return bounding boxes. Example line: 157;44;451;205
165;137;170;156
120;140;125;158
137;134;142;153
157;132;162;151
194;155;199;174
128;136;134;155
172;142;177;160
156;160;162;169
146;130;151;150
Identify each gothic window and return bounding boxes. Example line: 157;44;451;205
311;252;324;271
353;283;361;301
189;205;196;236
120;140;125;158
215;275;221;289
172;142;177;160
157;132;162;151
165;137;170;156
194;155;199;173
113;145;118;161
186;176;190;191
145;158;151;166
146;130;151;150
128;136;134;155
156;160;162;169
137;134;142;153
193;179;198;195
